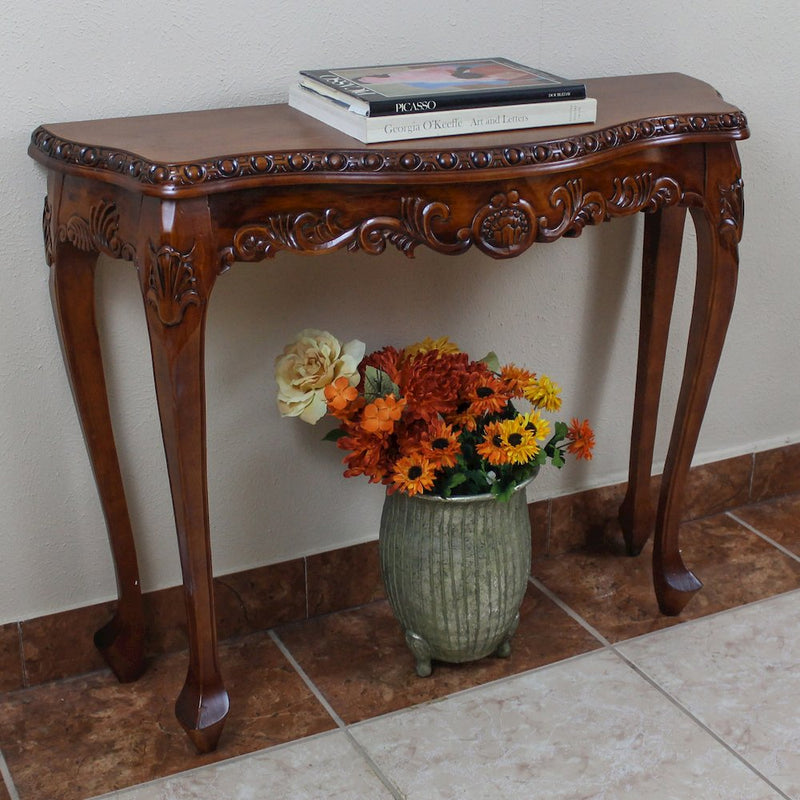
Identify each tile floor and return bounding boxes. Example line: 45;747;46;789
2;493;800;799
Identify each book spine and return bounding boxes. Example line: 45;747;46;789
364;99;596;142
363;85;587;116
299;75;586;116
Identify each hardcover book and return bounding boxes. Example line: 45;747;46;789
288;83;597;144
299;57;586;117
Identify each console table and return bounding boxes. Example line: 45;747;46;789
28;73;748;753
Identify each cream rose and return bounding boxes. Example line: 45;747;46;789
275;329;365;423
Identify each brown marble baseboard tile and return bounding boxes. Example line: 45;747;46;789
20;601;116;686
682;453;753;519
528;498;550;559
752;442;800;502
0;623;23;693
0;774;12;800
546;453;753;556
533;512;800;644
274;586;602;725
306;540;384;617
214;559;307;640
0;631;336;800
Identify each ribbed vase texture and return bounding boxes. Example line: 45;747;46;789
379;482;532;666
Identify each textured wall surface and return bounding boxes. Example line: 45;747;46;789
2;0;798;622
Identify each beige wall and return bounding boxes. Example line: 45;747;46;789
2;0;798;623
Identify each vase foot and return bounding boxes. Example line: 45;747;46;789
494;611;520;659
405;630;432;677
494;639;512;658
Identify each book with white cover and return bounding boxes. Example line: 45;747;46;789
288;84;597;144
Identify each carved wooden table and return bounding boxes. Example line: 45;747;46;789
28;73;748;753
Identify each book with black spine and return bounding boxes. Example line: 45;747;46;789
298;57;586;117
288;83;597;144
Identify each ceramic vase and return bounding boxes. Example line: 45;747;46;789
378;476;534;677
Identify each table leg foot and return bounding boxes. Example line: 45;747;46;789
175;677;230;754
618;496;650;556
654;557;703;615
94;613;146;683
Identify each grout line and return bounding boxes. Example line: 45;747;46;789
268;630;405;800
15;623;28;689
748;451;756;501
303;557;309;620
727;511;800;564
0;750;21;800
544;498;552;555
268;629;347;728
608;649;793;800
528;576;613;648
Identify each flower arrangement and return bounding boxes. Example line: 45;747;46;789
275;329;595;501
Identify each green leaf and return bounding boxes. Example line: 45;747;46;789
323;427;347;442
533;449;548;466
364;366;400;402
446;473;468;490
480;351;502;374
551;447;565;468
491;480;516;503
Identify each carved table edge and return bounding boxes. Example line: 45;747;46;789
28;111;749;195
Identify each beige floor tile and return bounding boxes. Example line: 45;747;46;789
350;650;780;799
104;731;394;800
618;590;800;798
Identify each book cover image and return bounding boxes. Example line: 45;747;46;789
302;58;576;101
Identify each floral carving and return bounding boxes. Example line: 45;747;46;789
538;174;682;241
42;196;54;266
463;191;536;258
220;177;686;267
220;198;470;268
56;199;136;261
718;177;744;251
145;242;200;326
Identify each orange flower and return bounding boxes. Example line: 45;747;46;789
391;454;437;496
501;364;536;398
360;395;406;435
418;419;461;469
447;406;480;432
399;350;478;422
566;418;595;461
324;376;359;418
466;374;512;416
476;420;509;466
338;428;393;484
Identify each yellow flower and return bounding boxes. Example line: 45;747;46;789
402;336;460;362
275;329;365;424
521;411;551;442
524;374;562;412
497;417;540;465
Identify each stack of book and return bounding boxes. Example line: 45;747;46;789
288;57;597;144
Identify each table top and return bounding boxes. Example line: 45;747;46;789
29;73;748;197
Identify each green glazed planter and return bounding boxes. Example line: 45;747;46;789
379;473;535;677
